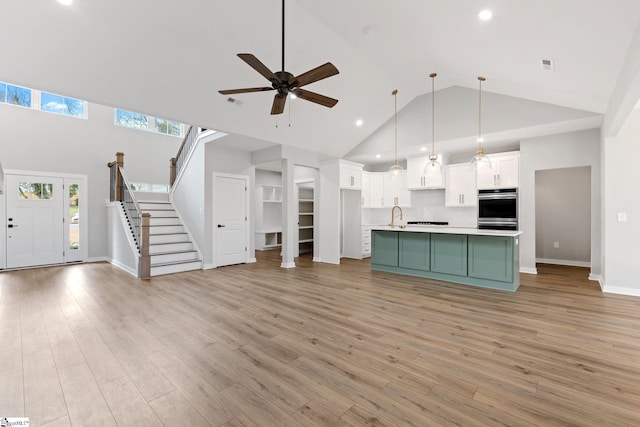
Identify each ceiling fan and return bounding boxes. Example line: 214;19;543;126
218;0;339;115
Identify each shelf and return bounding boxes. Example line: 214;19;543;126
299;212;314;215
299;198;314;202
299;239;314;243
298;225;314;230
263;200;282;203
256;228;282;233
262;244;282;249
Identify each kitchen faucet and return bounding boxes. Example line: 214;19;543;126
389;205;405;228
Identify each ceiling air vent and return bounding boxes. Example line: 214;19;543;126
541;58;554;71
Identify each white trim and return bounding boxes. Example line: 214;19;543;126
106;258;138;277
203;263;217;270
536;258;591;268
588;273;603;285
85;256;108;263
212;172;251;268
4;169;87;179
520;267;538;274
602;285;640;297
281;261;296;268
247;257;257;263
312;256;321;262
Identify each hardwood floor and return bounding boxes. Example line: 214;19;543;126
1;253;640;426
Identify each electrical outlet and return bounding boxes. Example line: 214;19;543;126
553;241;559;248
618;212;627;222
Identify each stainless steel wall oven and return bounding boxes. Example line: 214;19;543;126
478;188;518;230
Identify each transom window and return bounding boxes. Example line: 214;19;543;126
18;182;54;200
115;109;184;137
0;81;87;118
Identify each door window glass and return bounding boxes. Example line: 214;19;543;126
68;183;79;250
18;182;54;200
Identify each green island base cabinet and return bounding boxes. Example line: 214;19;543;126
371;228;521;292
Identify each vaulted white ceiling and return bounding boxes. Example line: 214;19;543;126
2;0;639;158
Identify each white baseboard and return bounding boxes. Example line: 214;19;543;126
602;285;640;297
107;258;138;277
312;257;321;262
536;258;591;268
281;262;296;269
520;267;538;275
247;257;257;264
588;274;603;287
85;256;108;263
203;263;216;270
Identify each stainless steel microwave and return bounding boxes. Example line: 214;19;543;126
478;188;518;230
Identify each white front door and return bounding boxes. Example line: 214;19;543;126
214;174;248;267
6;174;64;268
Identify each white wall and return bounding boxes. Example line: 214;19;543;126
519;128;601;276
602;108;640;294
535;167;591;265
106;203;138;276
0;101;180;260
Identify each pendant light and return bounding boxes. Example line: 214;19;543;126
424;72;442;178
470;76;492;169
389;89;403;176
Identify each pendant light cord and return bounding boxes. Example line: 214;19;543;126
394;90;398;162
478;76;485;149
431;73;436;157
282;0;285;71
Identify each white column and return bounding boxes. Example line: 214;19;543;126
280;159;296;268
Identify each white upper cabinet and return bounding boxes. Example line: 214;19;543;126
383;171;411;207
367;173;385;208
476;152;520;189
407;155;445;190
445;163;477;207
339;160;363;189
361;171;410;208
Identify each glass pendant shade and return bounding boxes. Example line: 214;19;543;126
425;154;442;178
389;89;403;176
470;76;492;169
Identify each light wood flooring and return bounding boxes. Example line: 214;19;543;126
1;252;640;426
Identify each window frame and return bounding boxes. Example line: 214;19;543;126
114;108;184;138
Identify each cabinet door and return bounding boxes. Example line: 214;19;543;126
407;157;427;189
383;171;410;207
446;164;475;207
430;233;468;276
399;232;430;271
497;156;519;188
371;231;398;267
362;172;370;207
476;164;497;189
468;235;513;282
340;165;362;189
369;173;385;208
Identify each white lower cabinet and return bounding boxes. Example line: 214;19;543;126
445;164;477;207
362;226;371;258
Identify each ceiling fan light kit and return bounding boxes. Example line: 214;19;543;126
470;76;492;170
218;0;339;115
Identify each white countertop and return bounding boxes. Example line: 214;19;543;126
370;225;522;237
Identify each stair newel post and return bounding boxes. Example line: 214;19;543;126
139;212;151;279
170;157;177;186
115;152;125;202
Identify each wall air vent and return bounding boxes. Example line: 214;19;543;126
541;58;554;71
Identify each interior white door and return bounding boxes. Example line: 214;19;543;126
215;175;248;267
6;174;64;268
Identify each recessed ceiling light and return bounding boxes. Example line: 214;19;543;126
478;10;493;21
57;0;72;5
420;147;427;152
355;119;363;127
375;154;381;159
290;93;297;99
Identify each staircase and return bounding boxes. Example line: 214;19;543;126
137;200;202;276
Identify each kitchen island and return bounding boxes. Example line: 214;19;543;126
370;226;522;291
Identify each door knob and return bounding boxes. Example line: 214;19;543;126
217;224;225;228
7;224;17;228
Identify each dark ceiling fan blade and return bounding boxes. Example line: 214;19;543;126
293;62;339;88
271;94;287;115
237;53;280;83
293;88;338;108
218;87;274;95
